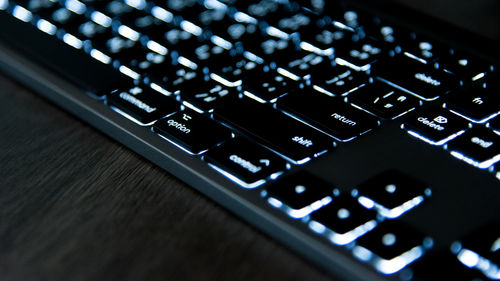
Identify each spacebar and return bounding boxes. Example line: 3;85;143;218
213;99;333;164
0;13;131;97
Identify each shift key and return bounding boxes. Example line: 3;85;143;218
213;99;334;164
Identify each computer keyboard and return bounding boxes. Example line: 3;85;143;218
0;0;499;280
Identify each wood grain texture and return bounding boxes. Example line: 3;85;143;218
0;74;336;281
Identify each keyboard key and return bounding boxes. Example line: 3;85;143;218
107;86;179;125
279;52;332;80
0;14;132;97
204;53;260;87
438;51;494;83
276;91;379;142
489;116;500;133
204;137;288;188
349;81;420;120
445;82;500;123
335;38;386;71
153;109;232;154
178;76;239;112
308;194;378;245
353;170;431;218
214;98;333;164
412;251;487;281
403;106;470;146
447;127;500;169
264;171;335;218
353;221;433;274
453;224;500;280
372;55;458;101
310;64;368;97
242;70;295;103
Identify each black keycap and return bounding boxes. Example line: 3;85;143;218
353;221;433;274
144;60;199;93
178;76;239;112
445;82;500;123
298;22;351;56
401;38;446;63
277;91;379;142
203;53;260;87
308;194;378;246
353;170;431;219
310;64;368;97
242;70;295;103
447;127;500;169
349;81;420;120
107;86;179;125
453;224;500;280
402;106;470;146
412;251;487;281
214;98;333;164
0;14;132;97
153;109;232;154
204;137;288;188
264;171;335;218
372;55;458;101
279;52;332;80
335;37;385;71
489;116;500;133
438;51;494;83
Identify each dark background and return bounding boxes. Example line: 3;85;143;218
0;1;498;280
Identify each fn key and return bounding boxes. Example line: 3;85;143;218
204;138;288;188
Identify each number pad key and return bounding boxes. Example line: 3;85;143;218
447;127;500;169
349;81;420;120
204;137;288;188
264;171;335;219
453;224;500;280
309;194;378;245
403;106;470;146
353;170;431;219
353;221;433;274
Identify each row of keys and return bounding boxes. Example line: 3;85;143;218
402;79;500;171
263;170;433;274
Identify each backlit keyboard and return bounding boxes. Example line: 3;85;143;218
0;0;499;280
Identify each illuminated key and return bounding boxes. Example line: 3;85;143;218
264;171;334;218
353;221;433;275
353;170;431;219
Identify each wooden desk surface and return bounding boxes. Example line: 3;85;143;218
0;74;335;281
